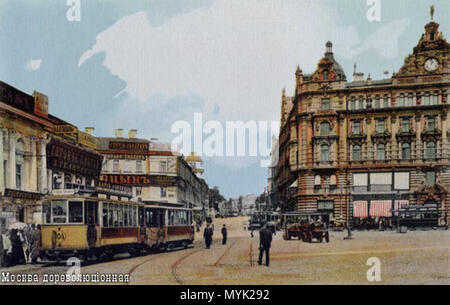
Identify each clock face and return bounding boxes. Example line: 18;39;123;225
424;57;439;72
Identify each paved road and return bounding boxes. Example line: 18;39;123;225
2;217;450;285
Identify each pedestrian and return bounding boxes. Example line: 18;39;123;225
1;229;12;267
203;223;213;249
258;224;273;267
221;224;227;245
30;225;41;264
10;229;25;265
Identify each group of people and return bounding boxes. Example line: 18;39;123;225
0;224;41;268
202;221;274;267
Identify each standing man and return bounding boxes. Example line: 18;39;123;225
203;223;213;249
258;223;273;267
221;224;227;245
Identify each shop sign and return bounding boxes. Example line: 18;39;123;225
3;188;42;200
33;91;49;118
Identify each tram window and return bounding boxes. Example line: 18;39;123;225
102;203;108;227
113;204;118;227
69;201;83;223
84;201;98;225
118;205;124;227
52;201;67;223
169;210;174;225
124;205;129;227
131;206;136;226
108;203;113;227
159;209;165;227
42;202;51;224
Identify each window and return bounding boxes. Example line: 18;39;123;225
160;187;167;198
52;201;67;223
321;98;331;110
376;119;385;134
383;95;389;108
376;144;386;161
108;203;113;227
160;161;167;173
423;92;430;105
398;94;405;107
425;142;436;159
407;94;414;106
113;160;119;173
358;97;364;109
103;203;108;227
323;70;329;81
374;96;380;108
321;144;330;161
431;93;438;105
320;122;330;136
314;175;321;186
401;118;410;132
16;164;22;190
352;145;361;161
401;143;411;160
68;201;83;223
394;172;410;190
426;171;436;185
352;120;361;135
350;97;356;110
426;116;436;131
136;160;143;173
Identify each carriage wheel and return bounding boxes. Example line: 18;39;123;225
325;233;330;243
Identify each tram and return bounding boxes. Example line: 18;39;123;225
40;196;194;261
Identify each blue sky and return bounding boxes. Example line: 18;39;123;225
0;0;448;198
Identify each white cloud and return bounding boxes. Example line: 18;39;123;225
78;0;352;121
25;58;42;71
78;0;409;123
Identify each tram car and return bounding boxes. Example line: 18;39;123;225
40;196;194;261
142;204;194;251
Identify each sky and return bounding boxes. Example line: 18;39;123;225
0;0;448;198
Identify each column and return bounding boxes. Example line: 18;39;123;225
40;137;48;193
9;130;16;189
29;136;37;191
0;128;4;193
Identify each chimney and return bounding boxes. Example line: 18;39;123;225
128;129;137;139
114;128;123;138
84;127;95;135
353;63;364;82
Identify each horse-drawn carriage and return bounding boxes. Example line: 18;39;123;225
281;212;330;243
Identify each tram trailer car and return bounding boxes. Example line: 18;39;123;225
40;197;195;261
143;205;194;251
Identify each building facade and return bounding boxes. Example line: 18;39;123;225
277;18;450;226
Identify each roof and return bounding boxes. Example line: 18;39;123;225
185;152;202;162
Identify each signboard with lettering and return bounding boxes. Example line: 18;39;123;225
0;81;35;114
33;91;49;118
96;181;133;197
4;189;42;200
99;174;179;187
103;153;147;160
108;141;149;152
52;124;78;134
78;131;98;150
47;139;103;178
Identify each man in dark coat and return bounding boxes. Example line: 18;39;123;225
258;224;273;267
203;223;213;249
221;224;227;245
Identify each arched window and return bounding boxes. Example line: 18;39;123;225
401;143;411;160
321;144;330;161
376;143;386;161
15;139;25;189
320;122;330;136
425;142;436;159
352;144;361;161
323;70;329;81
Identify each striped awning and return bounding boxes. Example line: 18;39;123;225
369;201;392;217
353;201;368;218
393;200;409;216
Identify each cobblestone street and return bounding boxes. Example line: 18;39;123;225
2;216;450;285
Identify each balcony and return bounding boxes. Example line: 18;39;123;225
421;128;442;141
348;132;366;142
371;131;391;142
396;130;416;141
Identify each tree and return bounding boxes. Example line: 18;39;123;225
209;186;226;212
